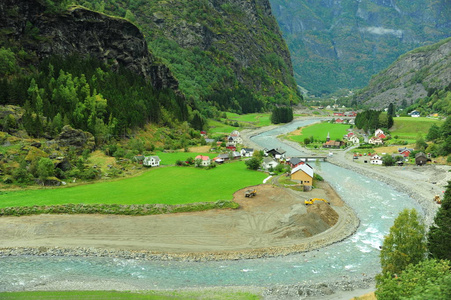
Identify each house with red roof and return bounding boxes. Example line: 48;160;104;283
195;155;211;167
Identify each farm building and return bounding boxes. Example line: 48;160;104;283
262;157;278;170
415;152;428;166
291;164;314;191
195;155;211;167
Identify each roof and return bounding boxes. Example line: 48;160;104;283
415;152;427;158
145;156;160;162
266;148;286;155
195;155;210;161
289;157;303;166
242;148;254;152
218;153;229;159
291;164;314;178
263;157;277;164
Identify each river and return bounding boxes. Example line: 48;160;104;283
0;119;424;293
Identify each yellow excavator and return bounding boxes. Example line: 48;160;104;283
245;189;257;198
433;195;442;204
305;198;330;205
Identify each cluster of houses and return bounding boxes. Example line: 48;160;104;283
262;148;315;191
368;129;387;145
355;149;429;166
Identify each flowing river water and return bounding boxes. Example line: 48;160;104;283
0;119;424;293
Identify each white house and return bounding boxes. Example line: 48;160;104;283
370;154;383;165
195;155;211;166
262;157;278;170
240;148;254;157
375;129;384;137
265;148;286;160
368;137;383;145
349;135;360;144
143;156;161;167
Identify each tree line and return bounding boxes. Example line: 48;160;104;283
0;54;192;143
354;109;394;133
271;106;293;124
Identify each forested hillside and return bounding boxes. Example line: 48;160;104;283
75;0;302;113
270;0;451;96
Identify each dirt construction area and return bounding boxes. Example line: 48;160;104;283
0;183;358;260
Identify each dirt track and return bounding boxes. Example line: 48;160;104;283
0;182;358;260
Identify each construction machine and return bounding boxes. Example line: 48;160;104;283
433;195;442;204
305;198;330;205
245;189;257;198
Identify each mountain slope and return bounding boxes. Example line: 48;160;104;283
270;0;451;96
75;0;302;112
353;37;451;111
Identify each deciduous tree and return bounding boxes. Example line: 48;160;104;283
378;208;427;276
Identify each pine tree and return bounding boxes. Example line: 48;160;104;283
428;181;451;260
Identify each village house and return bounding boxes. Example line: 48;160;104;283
143;156;161;167
370;154;383;165
335;118;345;123
265;148;286;160
415;152;428;166
409;110;421;117
349;135;360;144
344;111;357;117
398;147;413;159
262;157;278;170
195;155;211;167
288;157;306;168
375;129;386;139
240;148;254;157
368;137;383;145
291;164;314;191
333;112;344;117
231;151;241;159
213;153;230;164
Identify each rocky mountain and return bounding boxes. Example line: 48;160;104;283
352;37;451;110
75;0;301;112
270;0;451;96
0;0;178;92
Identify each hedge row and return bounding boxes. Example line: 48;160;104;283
0;200;240;217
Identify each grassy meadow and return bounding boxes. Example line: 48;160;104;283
0;161;267;208
390;117;443;142
289;122;351;143
0;290;260;300
154;151;217;165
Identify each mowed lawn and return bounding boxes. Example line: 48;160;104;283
290;122;350;142
0;290;260;300
226;112;271;127
0;161;267;208
155;151;217;165
391;117;443;140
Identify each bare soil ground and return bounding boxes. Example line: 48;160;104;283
0;183;353;259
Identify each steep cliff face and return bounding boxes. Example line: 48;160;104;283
0;0;178;91
354;38;451;109
82;0;301;110
270;0;451;96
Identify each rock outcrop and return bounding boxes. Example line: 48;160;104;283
55;125;95;153
0;0;178;92
353;37;451;109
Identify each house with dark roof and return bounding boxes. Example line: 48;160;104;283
415;152;428;166
240;148;254;157
265;148;286;160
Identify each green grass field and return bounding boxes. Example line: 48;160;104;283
155;151;217;165
390;117;443;141
0;161;267;208
289;122;350;143
225;112;271;127
0;290;260;300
